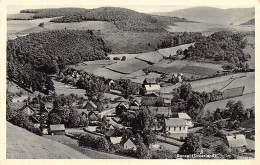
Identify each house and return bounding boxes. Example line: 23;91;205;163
178;113;193;127
83;101;97;111
144;85;161;94
88;110;99;124
49;124;65;135
226;134;248;148
123;138;137;150
115;102;129;116
19;105;38;116
165;118;188;140
105;128;123;144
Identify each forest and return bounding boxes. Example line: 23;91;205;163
183;31;251;70
7;29;110;94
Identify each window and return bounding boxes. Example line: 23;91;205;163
169;127;170;131
180;127;182;130
174;127;176;131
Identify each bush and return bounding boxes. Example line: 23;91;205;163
96;137;110;151
215;143;230;154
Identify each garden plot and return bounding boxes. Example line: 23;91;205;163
105;58;151;74
158;43;194;57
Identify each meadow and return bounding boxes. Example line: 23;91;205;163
7;13;35;20
53;80;86;97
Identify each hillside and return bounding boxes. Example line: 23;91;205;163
153;6;254;25
240;19;255;25
6;122;89;159
19;7;189;32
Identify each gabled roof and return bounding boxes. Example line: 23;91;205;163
165;118;187;127
116;102;129;109
145;85;161;91
144;78;157;84
49;124;65;131
83;101;97;109
178;113;191;120
226;134;248;148
123;137;137;146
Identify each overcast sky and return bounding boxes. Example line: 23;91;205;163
7;5;254;14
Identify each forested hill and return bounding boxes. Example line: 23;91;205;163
20;7;189;32
7;29;110;94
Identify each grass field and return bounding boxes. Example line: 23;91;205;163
167;22;255;36
220;72;254;94
129;72;161;84
53;80;86;97
7;122;89;159
203;93;255;114
7;13;35;20
92;67;126;79
105;58;151;74
7;18;54;35
43;135;128;159
158;43;194;56
135;51;164;63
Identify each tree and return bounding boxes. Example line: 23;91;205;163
48;113;62;124
136;142;150;159
67;110;81;127
178;133;202;155
113;57;120;61
178;83;192;101
38;22;45;27
95;137;110;151
121;56;126;61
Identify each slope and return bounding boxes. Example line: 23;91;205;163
6;122;89;159
153;6;254;25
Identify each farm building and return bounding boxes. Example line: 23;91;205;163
178;113;193;127
115;102;129;116
49;124;65;135
223;86;245;99
144;85;161;94
123;138;137;150
83;101;97;111
225;134;248;148
165;118;188;140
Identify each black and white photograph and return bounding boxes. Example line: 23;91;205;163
2;0;258;161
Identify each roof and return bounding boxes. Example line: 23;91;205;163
145;85;161;92
83;101;97;109
75;109;88;115
20;105;37;112
116;102;129;109
110;89;122;95
151;107;171;116
124;138;137;146
164;99;171;104
178;113;191;120
226;134;248;148
165;118;187;127
49;124;65;131
144;78;157;84
145;92;160;97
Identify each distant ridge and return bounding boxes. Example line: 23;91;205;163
240;19;255;25
152;6;254;25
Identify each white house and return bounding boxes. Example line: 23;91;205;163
178;113;193;127
144;84;161;94
165;118;188;134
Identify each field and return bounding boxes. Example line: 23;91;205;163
7;13;35;20
6;122;89;159
203;93;255;114
135;51;164;63
105;58;151;74
129;72;161;84
7;18;54;35
158;43;194;56
167;22;255;36
108;53;139;60
53;80;86;97
43;135;128;159
92;67;126;79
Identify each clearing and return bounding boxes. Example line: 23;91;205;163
53;80;86;97
6;122;89;159
105;58;151;74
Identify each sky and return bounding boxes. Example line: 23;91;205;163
7;5;254;14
